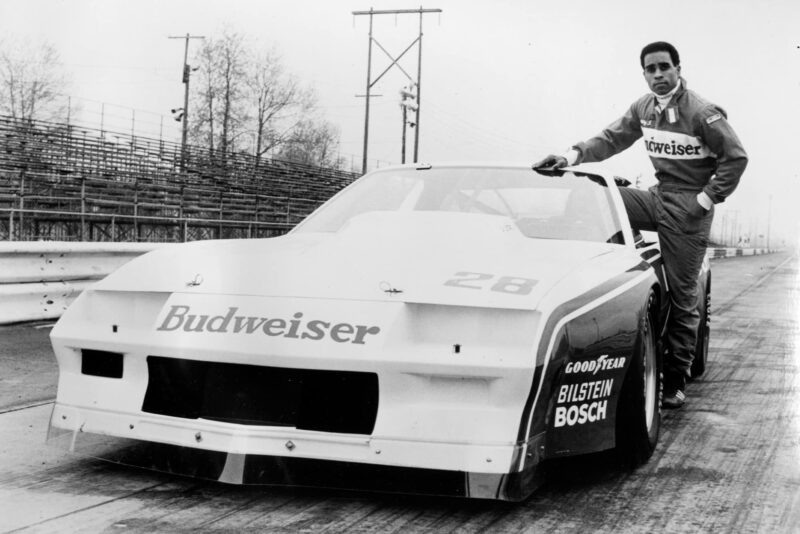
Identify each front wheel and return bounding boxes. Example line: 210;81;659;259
616;291;661;466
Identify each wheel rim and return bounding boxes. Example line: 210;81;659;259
643;317;657;433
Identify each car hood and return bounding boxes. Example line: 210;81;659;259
95;211;621;311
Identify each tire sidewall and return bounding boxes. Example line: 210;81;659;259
616;290;662;465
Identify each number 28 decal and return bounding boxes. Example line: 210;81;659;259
444;272;538;295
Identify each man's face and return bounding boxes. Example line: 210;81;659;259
642;51;680;95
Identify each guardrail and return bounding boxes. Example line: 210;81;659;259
0;242;780;325
705;247;774;259
0;242;166;324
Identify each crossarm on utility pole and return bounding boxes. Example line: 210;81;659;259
353;7;442;173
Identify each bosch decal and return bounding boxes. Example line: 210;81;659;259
156;305;381;345
554;400;608;427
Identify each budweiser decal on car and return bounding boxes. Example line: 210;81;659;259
154;294;386;346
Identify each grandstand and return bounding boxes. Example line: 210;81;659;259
0;115;358;242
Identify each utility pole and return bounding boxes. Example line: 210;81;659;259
401;96;407;164
353;7;441;174
413;9;424;163
168;33;204;172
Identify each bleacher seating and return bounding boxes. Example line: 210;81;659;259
0;115;358;241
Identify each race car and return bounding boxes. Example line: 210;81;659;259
47;163;710;501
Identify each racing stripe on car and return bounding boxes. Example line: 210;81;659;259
516;267;655;470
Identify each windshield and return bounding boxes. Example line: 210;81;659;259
294;167;624;244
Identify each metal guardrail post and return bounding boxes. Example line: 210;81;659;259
80;177;87;241
17;171;25;241
133;179;139;242
286;186;292;223
251;196;259;239
218;190;224;239
177;183;185;243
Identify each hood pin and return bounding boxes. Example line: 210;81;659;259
379;281;403;294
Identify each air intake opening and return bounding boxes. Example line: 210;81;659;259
142;356;379;435
81;349;124;378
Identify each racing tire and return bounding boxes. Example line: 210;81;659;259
616;291;661;467
691;274;711;379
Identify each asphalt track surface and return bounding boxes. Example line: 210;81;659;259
1;252;798;533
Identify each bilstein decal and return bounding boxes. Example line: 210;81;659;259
156;305;381;345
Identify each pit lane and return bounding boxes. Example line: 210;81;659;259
1;252;798;533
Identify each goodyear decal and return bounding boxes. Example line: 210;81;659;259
564;354;626;376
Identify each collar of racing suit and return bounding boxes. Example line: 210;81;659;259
654;79;684;112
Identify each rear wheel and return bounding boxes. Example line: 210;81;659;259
691;274;711;378
616;291;661;466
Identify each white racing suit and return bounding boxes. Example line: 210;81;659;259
572;79;748;380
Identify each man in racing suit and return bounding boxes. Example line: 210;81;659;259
534;41;748;408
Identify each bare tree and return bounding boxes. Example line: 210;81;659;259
189;29;341;168
190;29;249;156
191;41;218;153
275;119;340;167
0;38;68;121
247;48;315;159
217;31;248;155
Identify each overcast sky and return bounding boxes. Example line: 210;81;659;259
2;0;798;245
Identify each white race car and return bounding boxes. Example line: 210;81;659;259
48;164;710;501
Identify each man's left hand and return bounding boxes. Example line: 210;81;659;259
532;155;567;170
